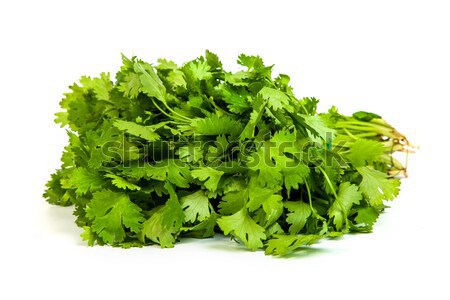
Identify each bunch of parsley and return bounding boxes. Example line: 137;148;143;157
44;51;410;255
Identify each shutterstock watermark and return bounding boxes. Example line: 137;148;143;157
98;132;348;170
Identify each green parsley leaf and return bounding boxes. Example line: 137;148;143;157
219;189;247;215
188;60;212;81
167;70;187;89
285;201;312;234
105;173;141;191
265;234;322;256
191;115;244;137
146;159;191;188
357;167;400;206
237;54;264;69
86;190;145;244
354;207;380;229
118;72;141;99
140;206;177;248
191;167;224;192
217;208;267;251
180;190;211;223
347;139;385;167
353;111;381;122
220;85;251;113
114;120;161;141
134;61;166;102
61;168;106;196
258;87;292;112
161;182;185;231
328;182;362;231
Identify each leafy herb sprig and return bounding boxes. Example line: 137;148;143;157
44;51;411;255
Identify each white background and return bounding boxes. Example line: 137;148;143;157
1;0;449;299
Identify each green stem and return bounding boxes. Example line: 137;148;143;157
305;182;314;212
338;120;393;131
369;118;390;126
162;101;191;122
296;99;310;115
269;108;289;126
206;96;230;116
317;166;351;232
380;154;405;170
317;166;339;200
335;124;398;138
151;99;189;123
305;182;327;226
338;131;380;138
343;128;358;140
335;124;388;133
